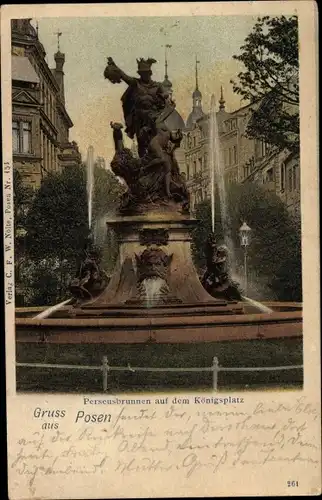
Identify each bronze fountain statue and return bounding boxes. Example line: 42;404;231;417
69;238;110;306
67;56;243;310
201;233;243;302
105;57;189;215
67;56;245;310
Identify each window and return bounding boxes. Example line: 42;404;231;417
47;138;50;170
193;136;196;147
191;194;195;212
41;82;45;105
230;119;237;130
280;162;286;191
48;92;51;118
54;146;57;172
193;160;197;175
266;168;274;182
228;148;232;166
12;121;32;153
12;121;19;152
288;168;293;192
46;88;49;116
40;130;43;158
199;157;203;171
44;87;47;113
198;189;203;202
233;145;237;164
22;122;31;153
186;163;190;180
293;165;298;190
260;140;270;158
261;141;266;157
43;137;46;168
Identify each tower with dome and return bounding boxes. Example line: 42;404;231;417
186;57;205;130
159;46;186;173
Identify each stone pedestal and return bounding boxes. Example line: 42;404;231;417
83;214;239;314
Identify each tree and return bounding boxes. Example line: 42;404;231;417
192;182;302;301
21;259;62;307
26;165;89;262
22;163;125;305
13;168;34;304
231;16;299;153
91;164;125;273
25;165;89;303
191;192;223;271
13;168;33;235
92;164;125;221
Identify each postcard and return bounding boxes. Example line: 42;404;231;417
2;1;321;498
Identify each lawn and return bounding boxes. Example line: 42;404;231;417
16;337;303;393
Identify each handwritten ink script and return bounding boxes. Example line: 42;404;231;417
9;396;320;497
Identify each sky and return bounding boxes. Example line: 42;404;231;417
32;15;258;163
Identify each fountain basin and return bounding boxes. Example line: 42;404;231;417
15;211;303;392
15;302;302;392
16;302;302;344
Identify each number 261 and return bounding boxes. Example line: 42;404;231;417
287;481;299;487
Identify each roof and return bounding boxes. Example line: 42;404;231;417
12;56;39;84
193;88;202;98
186;107;205;129
164;108;185;131
162;76;172;90
230;98;260;116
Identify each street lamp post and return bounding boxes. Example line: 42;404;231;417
239;222;252;295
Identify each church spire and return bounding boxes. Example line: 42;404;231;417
53;30;65;104
55;30;62;52
219;85;226;111
192;56;202;111
186;56;204;129
164;44;171;79
162;43;173;98
195;55;200;90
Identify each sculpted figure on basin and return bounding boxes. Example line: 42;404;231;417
201;233;242;302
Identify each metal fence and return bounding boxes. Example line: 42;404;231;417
16;356;303;391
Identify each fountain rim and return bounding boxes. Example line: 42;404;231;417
16;307;302;328
15;301;303;315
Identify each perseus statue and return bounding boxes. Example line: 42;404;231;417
104;56;189;214
104;57;175;159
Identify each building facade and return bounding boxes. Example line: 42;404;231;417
11;19;81;189
182;85;300;216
